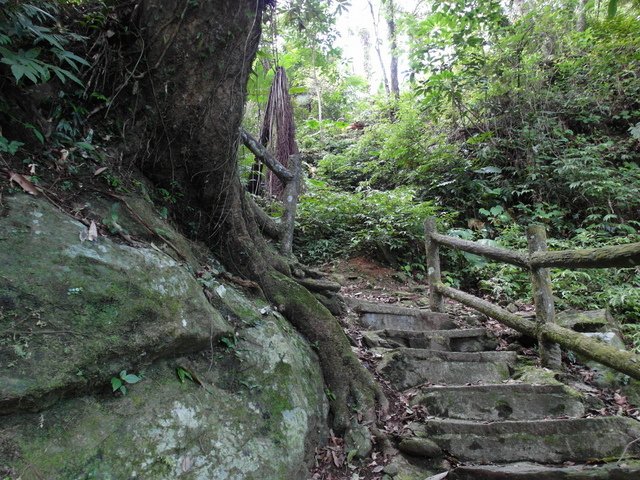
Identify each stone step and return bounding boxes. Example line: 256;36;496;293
449;461;640;479
377;348;516;389
348;298;455;331
405;416;640;464
411;383;585;421
363;327;496;352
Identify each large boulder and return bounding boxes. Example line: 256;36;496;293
0;194;328;479
0;194;231;413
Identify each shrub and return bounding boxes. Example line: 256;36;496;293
295;179;445;272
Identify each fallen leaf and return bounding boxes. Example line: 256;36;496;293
331;450;342;468
94;166;108;176
8;172;39;195
181;455;193;473
88;221;98;241
59;149;69;163
372;465;384;473
28;163;36;174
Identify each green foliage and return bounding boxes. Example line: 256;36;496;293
0;135;23;154
220;333;240;351
0;0;87;86
406;0;506;118
324;387;336;401
466;225;640;325
295;180;443;268
291;2;640;336
0;0;92;161
176;366;195;384
111;369;142;396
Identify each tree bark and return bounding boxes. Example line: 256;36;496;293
135;0;385;433
368;0;390;95
382;0;400;98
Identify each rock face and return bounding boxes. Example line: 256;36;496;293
0;194;328;479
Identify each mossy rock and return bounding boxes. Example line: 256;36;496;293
0;194;231;413
0;311;328;479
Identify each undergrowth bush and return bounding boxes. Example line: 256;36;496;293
295;179;447;272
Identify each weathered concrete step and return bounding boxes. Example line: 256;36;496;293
411;383;585;421
450;461;640;479
348;298;455;331
363;327;496;352
377;348;516;389
406;416;640;464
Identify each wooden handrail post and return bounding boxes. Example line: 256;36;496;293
527;224;562;370
424;217;444;313
280;154;301;255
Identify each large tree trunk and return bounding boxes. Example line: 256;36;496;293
135;0;385;433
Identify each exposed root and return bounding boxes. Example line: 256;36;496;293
261;270;387;433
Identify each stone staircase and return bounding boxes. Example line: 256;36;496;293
351;300;640;479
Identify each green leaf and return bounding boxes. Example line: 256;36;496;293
474;166;501;174
54;48;90;70
24;48;41;59
346;449;358;463
25;123;44;144
122;373;141;384
111;377;123;392
0;137;24;155
489;205;504;216
10;63;25;83
75;141;95;151
52;66;83;86
607;0;618;18
176;366;194;383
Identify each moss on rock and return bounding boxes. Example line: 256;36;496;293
0;194;229;413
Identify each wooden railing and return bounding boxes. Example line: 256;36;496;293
424;217;640;379
241;128;301;255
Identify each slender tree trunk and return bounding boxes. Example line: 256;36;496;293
311;48;323;135
368;0;390;95
576;0;588;32
359;28;373;82
135;0;385;433
382;0;400;98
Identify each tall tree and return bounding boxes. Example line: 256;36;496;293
382;0;400;98
260;66;298;198
359;28;374;81
368;0;391;95
135;0;385;433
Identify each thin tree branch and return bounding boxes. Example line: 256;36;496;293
240;128;294;182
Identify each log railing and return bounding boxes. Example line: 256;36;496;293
424;216;640;379
241;128;301;255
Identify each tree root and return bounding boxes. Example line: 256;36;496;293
261;271;388;433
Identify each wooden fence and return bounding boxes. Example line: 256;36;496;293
424;217;640;379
